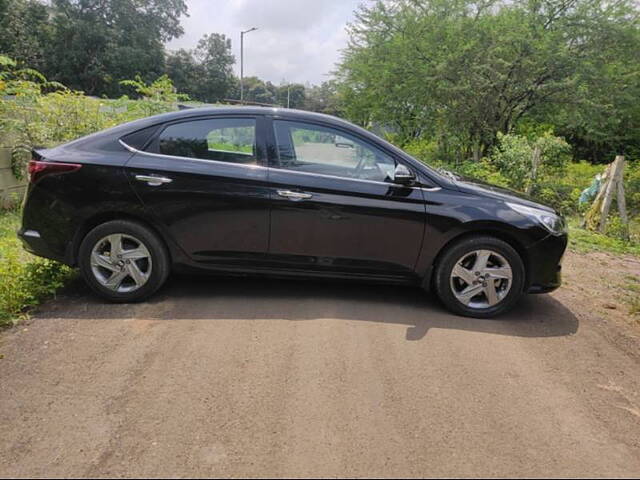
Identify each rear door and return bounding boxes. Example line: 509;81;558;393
124;115;271;268
266;118;426;278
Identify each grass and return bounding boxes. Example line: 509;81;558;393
619;274;640;317
566;217;640;318
567;217;640;256
0;208;74;328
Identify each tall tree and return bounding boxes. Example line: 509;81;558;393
337;0;640;162
166;48;201;98
46;0;188;96
304;81;341;116
193;33;235;102
0;0;50;71
166;33;235;102
240;76;277;105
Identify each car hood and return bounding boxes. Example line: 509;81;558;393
451;174;556;213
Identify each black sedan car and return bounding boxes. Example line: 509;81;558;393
19;107;567;318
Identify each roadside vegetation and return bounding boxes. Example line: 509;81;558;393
568;219;640;256
0;56;183;327
0;207;72;327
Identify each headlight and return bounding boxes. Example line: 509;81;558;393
506;202;566;235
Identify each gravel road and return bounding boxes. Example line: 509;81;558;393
1;260;640;478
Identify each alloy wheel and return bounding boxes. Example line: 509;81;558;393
90;233;152;293
449;249;513;309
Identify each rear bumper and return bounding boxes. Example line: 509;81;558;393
17;228;66;263
524;232;568;294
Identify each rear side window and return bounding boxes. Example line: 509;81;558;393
154;118;257;165
121;125;161;150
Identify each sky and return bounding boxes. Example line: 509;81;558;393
166;0;363;86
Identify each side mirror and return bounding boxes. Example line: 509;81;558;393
393;164;415;185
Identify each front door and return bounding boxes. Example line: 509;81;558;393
125;115;271;268
266;118;426;279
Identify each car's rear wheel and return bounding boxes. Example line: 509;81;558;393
434;236;525;318
78;220;169;302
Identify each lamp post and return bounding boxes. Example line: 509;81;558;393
240;27;257;104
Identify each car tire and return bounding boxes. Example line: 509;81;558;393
434;235;525;318
78;219;170;303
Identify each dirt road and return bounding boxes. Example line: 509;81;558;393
1;251;640;478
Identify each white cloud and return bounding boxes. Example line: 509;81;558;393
167;0;362;85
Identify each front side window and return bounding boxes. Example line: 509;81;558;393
156;118;257;164
273;120;397;182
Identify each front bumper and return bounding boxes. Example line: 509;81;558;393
524;232;568;294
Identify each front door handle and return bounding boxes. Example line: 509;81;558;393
135;174;173;186
277;190;312;200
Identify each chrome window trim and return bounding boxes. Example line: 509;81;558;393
269;165;432;190
119;139;440;191
119;139;265;171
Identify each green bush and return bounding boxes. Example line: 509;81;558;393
488;133;534;190
0;210;74;327
0;55;182;178
405;129;609;215
404;138;511;187
569;216;640;255
626;160;640;216
605;215;631;241
488;132;571;192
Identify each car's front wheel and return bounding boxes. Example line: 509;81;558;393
78;220;170;302
434;236;525;318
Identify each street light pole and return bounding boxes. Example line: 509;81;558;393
240;27;257;104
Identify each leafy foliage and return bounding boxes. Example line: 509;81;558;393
0;56;180;178
120;74;189;115
0;0;50;72
337;0;640;163
0;209;74;327
489;132;571;192
235;76;307;109
568;217;640;255
166;33;236;103
0;1;340;109
1;0;188;97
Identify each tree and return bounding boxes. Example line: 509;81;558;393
276;82;305;109
0;0;50;72
166;33;235;103
240;76;277;105
193;33;235;102
304;81;341;116
166;48;201;99
549;3;640;163
337;0;640;162
45;0;188;97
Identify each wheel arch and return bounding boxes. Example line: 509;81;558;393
67;211;174;267
423;226;531;293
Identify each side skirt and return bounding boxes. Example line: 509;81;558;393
172;262;420;286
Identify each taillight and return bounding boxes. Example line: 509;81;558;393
28;159;82;184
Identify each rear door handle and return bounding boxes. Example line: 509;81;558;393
277;190;312;200
135;174;173;186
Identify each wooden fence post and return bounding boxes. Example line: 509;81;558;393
584;155;628;234
526;146;541;195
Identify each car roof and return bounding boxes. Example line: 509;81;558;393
53;106;377;154
128;106;349;128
